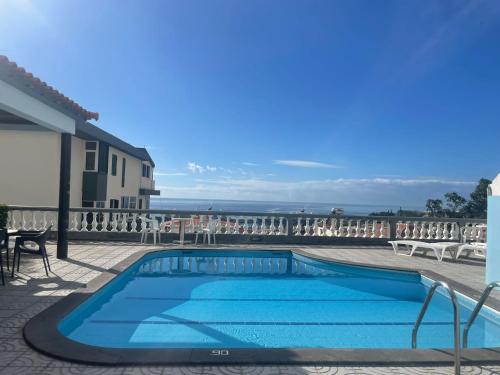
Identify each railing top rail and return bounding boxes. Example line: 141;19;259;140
463;281;500;348
6;205;487;223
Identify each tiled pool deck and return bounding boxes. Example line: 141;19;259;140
1;241;500;375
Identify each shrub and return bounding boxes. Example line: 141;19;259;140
0;204;8;229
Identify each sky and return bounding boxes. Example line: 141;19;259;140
1;0;500;207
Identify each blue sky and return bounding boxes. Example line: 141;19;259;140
1;0;500;207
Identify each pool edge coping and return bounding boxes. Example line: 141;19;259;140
23;246;500;366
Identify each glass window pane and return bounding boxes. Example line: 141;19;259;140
85;152;95;170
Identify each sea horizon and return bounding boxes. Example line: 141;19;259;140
150;197;424;216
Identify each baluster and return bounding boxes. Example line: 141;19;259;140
443;222;449;240
31;211;36;230
354;220;361;237
396;220;403;238
259;216;267;234
216;216;223;234
91;211;98;232
337;219;344;237
427;222;434;239
130;213;137;232
269;216;276;235
232;216;239;234
278;217;284;235
435;222;442;240
8;211;15;230
243;217;249;234
21;211;26;230
110;213;118;232
295;217;303;236
330;218;337;236
42;211;48;231
304;218;311;236
346;220;352;237
68;212;75;231
120;214;127;232
251;218;258;234
101;212;108;232
449;222;457;240
412;221;419;239
311;218;319;236
80;212;87;231
370;220;377;238
379;220;385;238
419;222;427;239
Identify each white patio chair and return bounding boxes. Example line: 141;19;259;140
455;242;487;260
140;216;161;245
194;215;216;245
388;240;461;262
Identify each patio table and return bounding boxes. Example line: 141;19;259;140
172;217;192;246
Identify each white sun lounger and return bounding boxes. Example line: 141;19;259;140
388;240;462;262
455;242;487;259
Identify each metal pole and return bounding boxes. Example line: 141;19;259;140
463;281;500;348
57;133;71;259
412;281;460;375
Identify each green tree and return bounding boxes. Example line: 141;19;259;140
444;192;466;217
426;199;444;217
464;178;491;218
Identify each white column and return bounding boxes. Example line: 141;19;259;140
487;174;500;283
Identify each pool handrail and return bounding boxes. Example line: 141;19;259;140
412;280;461;375
463;281;500;348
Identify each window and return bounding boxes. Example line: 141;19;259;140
121;196;129;209
111;154;117;176
121;158;126;187
142;164;151;178
82;201;94;208
85;141;98;171
110;199;119;209
129;197;137;209
138;199;143;210
85;152;96;171
95;201;105;208
85;141;97;151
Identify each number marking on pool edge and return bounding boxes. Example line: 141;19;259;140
210;349;230;356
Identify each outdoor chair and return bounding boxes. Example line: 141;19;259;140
0;229;5;285
194;215;216;245
455;242;487;260
388;240;461;262
140;216;161;245
11;226;52;277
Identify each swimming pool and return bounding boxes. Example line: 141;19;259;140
24;249;500;365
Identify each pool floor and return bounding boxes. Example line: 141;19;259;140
57;250;500;350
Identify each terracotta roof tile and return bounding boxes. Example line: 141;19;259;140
0;55;99;121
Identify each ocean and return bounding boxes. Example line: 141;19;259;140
150;198;423;216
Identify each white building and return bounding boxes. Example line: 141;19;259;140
0;56;159;256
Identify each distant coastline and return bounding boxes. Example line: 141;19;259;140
150;197;424;216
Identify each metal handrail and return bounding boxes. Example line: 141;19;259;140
412;281;461;375
463;281;500;348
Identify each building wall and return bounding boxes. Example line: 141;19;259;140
0;129;61;206
0;130;154;209
106;146;142;208
70;136;85;207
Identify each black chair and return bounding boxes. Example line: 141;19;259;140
0;229;5;285
11;226;52;277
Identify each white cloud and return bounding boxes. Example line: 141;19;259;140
187;162;217;174
158;176;475;205
155;172;188;176
273;160;340;169
242;162;258;166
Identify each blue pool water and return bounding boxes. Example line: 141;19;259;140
59;250;500;349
